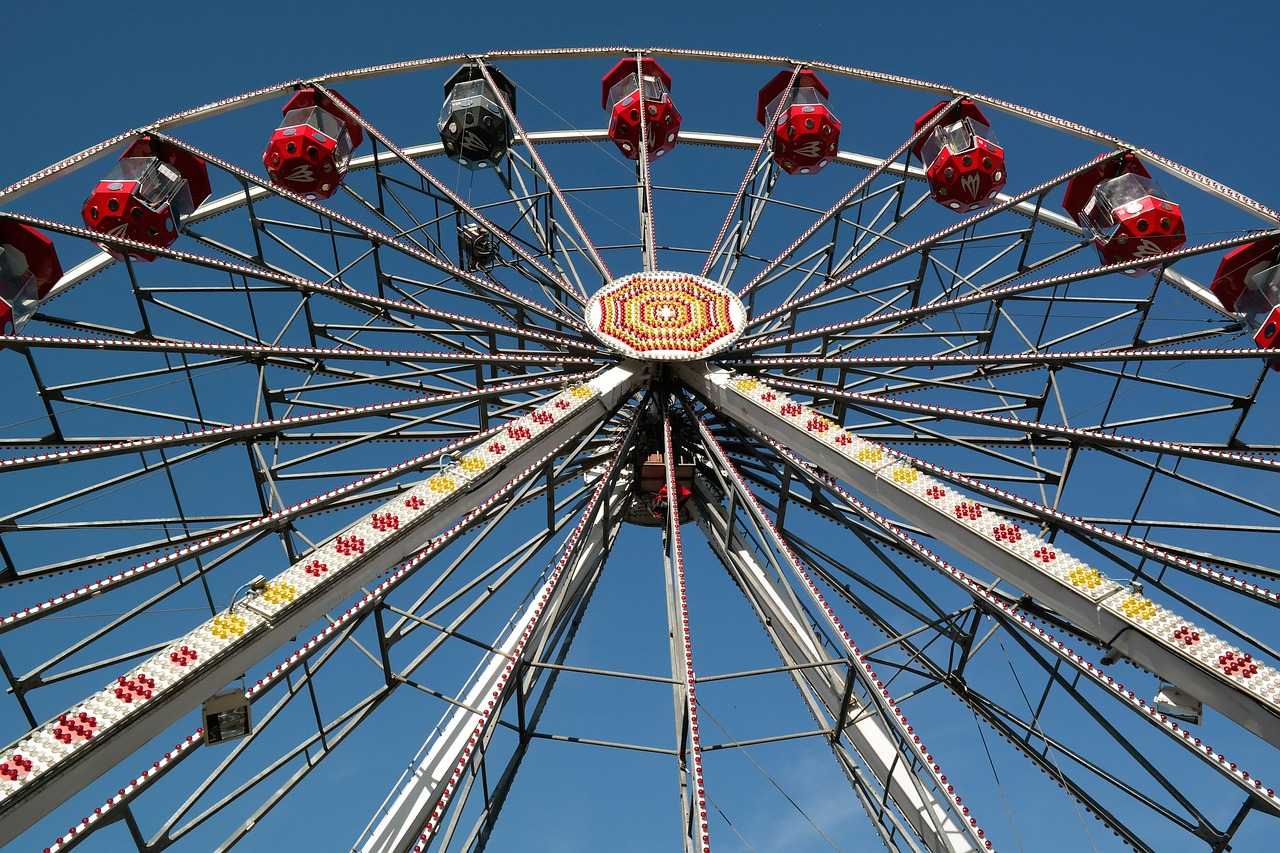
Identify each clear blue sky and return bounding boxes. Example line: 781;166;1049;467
4;3;1280;852
6;0;1279;207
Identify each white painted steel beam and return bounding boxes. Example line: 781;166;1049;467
681;363;1280;749
356;430;633;853
694;495;972;853
0;363;644;848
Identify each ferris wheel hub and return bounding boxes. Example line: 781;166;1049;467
584;270;747;361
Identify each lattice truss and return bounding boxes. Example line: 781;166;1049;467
0;48;1278;853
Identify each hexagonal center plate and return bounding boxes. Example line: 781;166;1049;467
585;271;747;361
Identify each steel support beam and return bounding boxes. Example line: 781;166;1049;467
356;414;636;853
681;364;1280;748
693;491;959;853
693;435;977;853
0;363;645;847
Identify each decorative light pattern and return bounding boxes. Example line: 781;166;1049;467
42;436;600;853
748;426;1278;810
695;416;993;850
663;418;711;853
585;271;746;360
0;380;602;805
725;374;1280;718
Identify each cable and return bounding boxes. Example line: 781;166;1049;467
971;709;1026;852
704;790;757;852
696;701;843;852
997;634;1099;852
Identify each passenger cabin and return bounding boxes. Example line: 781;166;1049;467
1062;153;1185;275
263;88;363;199
912;100;1006;212
1210;239;1280;351
0;222;62;337
756;69;840;175
439;64;516;170
638;452;695;523
81;137;211;262
602;58;681;161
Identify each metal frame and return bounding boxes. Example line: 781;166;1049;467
0;48;1277;853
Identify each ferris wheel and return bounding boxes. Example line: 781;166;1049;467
2;47;1280;852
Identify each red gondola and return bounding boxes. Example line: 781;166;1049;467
1062;152;1185;275
81;137;211;261
0;222;62;336
756;69;840;175
263;87;363;199
912;99;1006;212
602;58;681;161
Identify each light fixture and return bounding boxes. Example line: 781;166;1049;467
1155;684;1203;725
203;688;253;745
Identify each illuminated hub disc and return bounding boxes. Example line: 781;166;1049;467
585;271;748;360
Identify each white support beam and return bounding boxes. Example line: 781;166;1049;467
356;427;634;853
681;363;1280;748
751;433;1280;808
694;438;978;853
660;413;710;853
0;363;645;848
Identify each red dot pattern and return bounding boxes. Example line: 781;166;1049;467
1219;651;1259;679
371;512;401;532
53;711;99;744
335;535;366;556
1;753;32;781
991;524;1022;543
114;674;155;704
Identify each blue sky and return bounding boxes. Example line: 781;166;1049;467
4;3;1280;852
4;0;1278;205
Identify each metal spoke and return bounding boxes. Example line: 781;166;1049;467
3;48;1279;853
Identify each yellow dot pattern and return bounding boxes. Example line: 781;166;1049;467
570;385;593;399
461;456;487;474
262;581;297;606
211;613;247;640
1119;596;1159;621
857;447;883;464
1067;567;1103;590
711;370;1280;721
428;474;456;494
891;466;918;484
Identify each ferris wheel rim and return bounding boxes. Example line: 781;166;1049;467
0;46;1277;853
4;46;1280;230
